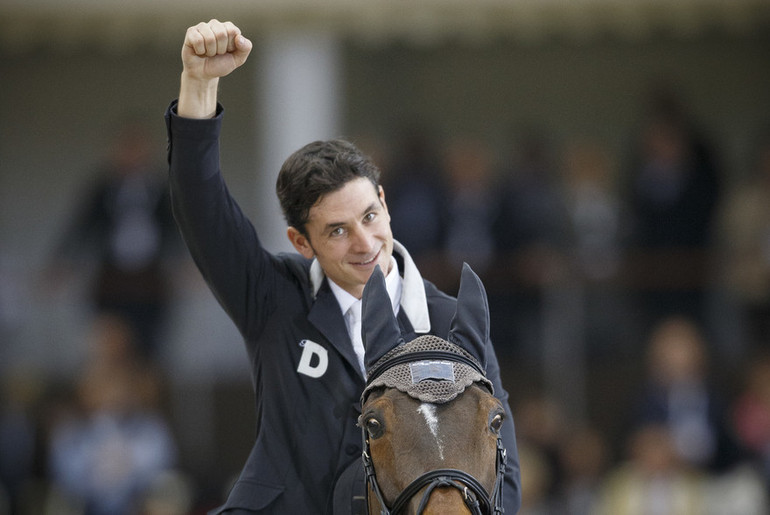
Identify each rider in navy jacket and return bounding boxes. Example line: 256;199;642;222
167;20;521;514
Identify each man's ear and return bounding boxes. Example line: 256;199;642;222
378;185;389;215
287;227;315;259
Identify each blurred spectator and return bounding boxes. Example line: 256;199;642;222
732;354;770;483
441;137;499;279
0;371;44;514
492;129;568;277
46;119;181;360
716;129;770;352
554;425;610;515
138;470;194;515
0;250;24;358
560;139;634;358
561;140;623;283
624;91;721;330
517;441;556;515
514;394;568;497
704;463;768;515
46;312;177;515
382;126;448;268
629;316;742;473
596;423;707;515
488;130;568;362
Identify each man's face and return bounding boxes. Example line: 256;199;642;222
288;177;394;299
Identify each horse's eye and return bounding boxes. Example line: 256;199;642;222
366;417;384;439
490;413;504;433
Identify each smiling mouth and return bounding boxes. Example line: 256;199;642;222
352;250;380;267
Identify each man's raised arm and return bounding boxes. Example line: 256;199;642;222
177;19;252;119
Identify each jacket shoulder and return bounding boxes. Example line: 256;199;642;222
274;252;313;290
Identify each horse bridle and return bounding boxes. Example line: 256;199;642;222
360;350;507;515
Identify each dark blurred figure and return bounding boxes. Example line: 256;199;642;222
442;137;499;280
560;139;634;358
598;420;767;514
383;126;448;269
0;371;44;515
561;140;624;285
513;394;568;502
554;425;610;515
138;470;194;515
596;423;706;515
716;128;770;353
516;441;556;515
47;119;180;360
624;91;721;332
732;354;770;485
628;316;742;474
489;130;569;364
493;129;568;277
46;312;177;515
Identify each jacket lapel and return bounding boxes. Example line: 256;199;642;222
308;280;364;378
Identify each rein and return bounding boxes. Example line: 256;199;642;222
360;350;507;515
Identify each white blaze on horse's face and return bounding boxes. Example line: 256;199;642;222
417;403;444;460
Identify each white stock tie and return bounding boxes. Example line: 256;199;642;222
347;300;366;375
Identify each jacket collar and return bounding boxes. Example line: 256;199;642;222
309;240;430;334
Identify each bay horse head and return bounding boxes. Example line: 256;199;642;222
358;263;507;515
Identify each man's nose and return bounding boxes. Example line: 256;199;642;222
349;225;375;252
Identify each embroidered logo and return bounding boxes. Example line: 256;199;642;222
297;339;329;378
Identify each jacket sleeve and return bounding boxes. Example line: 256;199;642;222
164;101;277;338
485;339;522;513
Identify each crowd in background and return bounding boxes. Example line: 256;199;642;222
379;89;770;513
2;87;770;514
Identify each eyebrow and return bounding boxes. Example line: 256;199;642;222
321;201;380;234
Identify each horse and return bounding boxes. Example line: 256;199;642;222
355;263;508;514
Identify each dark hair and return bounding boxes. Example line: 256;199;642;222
276;138;381;235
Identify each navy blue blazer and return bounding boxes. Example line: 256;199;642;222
165;101;521;514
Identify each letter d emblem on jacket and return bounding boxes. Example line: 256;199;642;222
297;340;329;378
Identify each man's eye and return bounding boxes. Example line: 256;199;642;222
330;227;345;237
363;212;376;223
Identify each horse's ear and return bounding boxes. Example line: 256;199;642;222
362;265;404;373
448;263;490;370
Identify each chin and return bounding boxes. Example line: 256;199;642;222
380;257;393;275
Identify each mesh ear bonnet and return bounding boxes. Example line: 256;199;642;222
362;334;493;405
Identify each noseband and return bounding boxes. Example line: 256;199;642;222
360;349;507;515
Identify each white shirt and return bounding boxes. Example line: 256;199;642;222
328;256;402;375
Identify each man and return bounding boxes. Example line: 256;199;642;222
166;19;521;514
